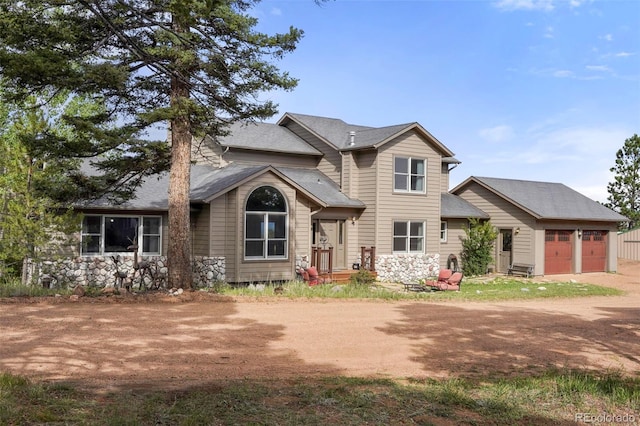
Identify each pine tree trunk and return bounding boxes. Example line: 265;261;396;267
167;13;193;290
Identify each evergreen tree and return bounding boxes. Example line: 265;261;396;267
606;134;640;230
0;1;303;288
0;90;83;280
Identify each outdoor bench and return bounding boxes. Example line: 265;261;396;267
508;263;534;278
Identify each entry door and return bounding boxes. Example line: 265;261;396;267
498;229;513;273
315;219;346;270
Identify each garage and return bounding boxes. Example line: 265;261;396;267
545;230;573;274
582;230;607;273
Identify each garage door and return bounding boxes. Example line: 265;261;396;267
545;230;572;274
582;230;607;273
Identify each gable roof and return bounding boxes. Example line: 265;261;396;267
80;163;364;211
216;121;322;155
278;112;456;157
451;176;627;222
441;193;489;219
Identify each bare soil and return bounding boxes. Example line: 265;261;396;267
1;260;639;392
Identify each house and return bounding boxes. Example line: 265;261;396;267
450;176;628;275
32;113;627;287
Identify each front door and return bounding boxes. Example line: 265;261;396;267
498;229;513;273
314;219;346;270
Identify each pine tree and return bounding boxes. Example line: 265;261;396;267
606;134;640;230
0;90;83;280
0;1;303;288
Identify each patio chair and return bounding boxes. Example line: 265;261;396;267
424;269;452;289
430;271;463;291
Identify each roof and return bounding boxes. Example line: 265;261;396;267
80;163;364;211
441;193;489;219
216;121;322;155
451;176;628;222
277;112;456;156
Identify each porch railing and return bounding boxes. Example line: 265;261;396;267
360;246;376;271
311;246;333;275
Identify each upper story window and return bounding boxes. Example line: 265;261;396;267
245;186;288;260
394;157;426;193
393;220;425;253
81;215;161;255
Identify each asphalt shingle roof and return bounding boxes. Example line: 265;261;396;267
441;193;489;219
81;163;364;210
217;121;322;155
458;176;627;222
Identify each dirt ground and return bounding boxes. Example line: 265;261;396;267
1;260;639;392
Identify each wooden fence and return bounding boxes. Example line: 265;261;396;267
618;228;640;261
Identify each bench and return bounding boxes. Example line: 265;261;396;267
508;263;534;278
403;282;429;292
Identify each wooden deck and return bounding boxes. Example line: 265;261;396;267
321;270;378;284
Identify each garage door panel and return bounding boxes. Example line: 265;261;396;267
582;230;607;273
545;230;572;274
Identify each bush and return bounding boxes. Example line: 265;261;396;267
350;270;375;286
460;218;498;276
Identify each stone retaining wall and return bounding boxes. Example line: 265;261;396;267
375;253;440;283
26;256;225;288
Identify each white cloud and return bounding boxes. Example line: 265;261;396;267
270;7;282;16
479;125;515;143
493;0;554;11
601;34;614;42
615;51;635;58
553;69;574;78
585;65;612;72
543;26;555;38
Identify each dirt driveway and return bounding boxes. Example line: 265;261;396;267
1;260;639;391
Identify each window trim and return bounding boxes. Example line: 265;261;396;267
80;214;163;256
440;221;448;243
244;186;289;261
392;220;426;254
393;156;427;194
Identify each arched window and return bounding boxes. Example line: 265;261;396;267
245;186;288;259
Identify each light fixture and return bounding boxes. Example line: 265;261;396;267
578;229;582;238
351;216;357;225
514;227;520;235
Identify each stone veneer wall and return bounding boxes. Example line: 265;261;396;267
26;256;225;288
375;253;440;283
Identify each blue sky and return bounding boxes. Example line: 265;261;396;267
251;0;640;203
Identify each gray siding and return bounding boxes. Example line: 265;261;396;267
191;204;210;256
354;150;377;248
284;121;342;184
375;131;442;255
456;183;537;271
440;218;467;269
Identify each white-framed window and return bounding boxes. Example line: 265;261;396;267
394;156;426;193
440;221;448;242
393;220;425;253
81;215;162;255
245;185;288;260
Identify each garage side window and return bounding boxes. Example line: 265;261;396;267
245;186;288;260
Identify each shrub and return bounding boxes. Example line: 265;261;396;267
350;270;375;286
460;218;498;276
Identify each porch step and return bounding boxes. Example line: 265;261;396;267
321;270;378;284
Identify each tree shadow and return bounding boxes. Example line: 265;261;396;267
0;298;344;392
378;303;640;378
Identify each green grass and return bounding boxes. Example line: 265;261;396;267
1;370;638;425
0;275;622;302
217;277;622;302
0;278;72;298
